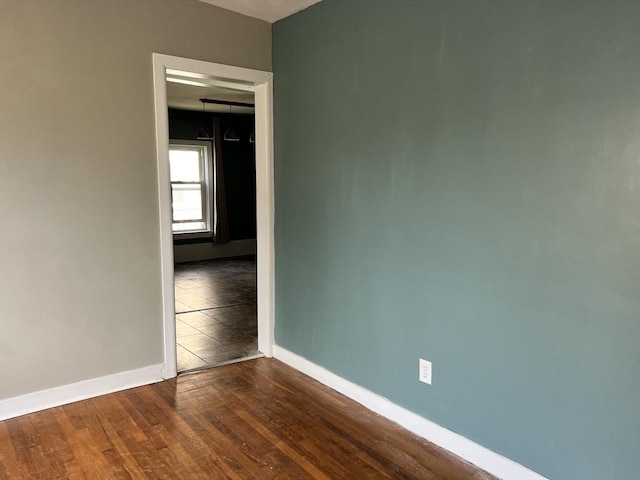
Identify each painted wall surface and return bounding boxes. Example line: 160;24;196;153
168;109;257;262
0;0;270;399
273;1;640;479
173;239;256;264
169;109;258;241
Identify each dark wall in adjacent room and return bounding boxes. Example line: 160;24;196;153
168;108;256;242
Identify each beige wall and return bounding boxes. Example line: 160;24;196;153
0;0;271;399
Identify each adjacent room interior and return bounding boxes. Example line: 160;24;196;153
166;78;260;372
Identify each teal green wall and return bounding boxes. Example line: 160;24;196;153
273;1;640;478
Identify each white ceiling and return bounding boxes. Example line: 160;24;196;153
166;71;255;112
170;1;325;110
167;83;255;113
198;0;322;23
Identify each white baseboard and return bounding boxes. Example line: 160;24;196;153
273;345;548;480
0;363;164;421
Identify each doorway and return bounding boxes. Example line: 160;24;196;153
152;54;274;379
169;96;258;372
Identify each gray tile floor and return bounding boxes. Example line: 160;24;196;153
174;256;258;372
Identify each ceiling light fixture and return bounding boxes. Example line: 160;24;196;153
196;100;213;141
223;104;240;142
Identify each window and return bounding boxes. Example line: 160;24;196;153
169;141;213;235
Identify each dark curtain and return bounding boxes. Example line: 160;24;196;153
212;117;230;244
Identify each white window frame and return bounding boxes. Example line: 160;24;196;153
169;139;214;238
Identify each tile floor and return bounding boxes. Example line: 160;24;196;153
174;256;259;372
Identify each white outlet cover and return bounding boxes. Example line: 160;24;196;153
419;359;432;385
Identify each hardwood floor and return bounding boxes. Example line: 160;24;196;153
0;359;495;479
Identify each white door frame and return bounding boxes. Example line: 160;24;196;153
152;53;275;379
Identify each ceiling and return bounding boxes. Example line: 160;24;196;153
198;0;322;23
170;1;324;110
167;82;255;113
166;70;255;113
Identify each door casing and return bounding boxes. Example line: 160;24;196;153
152;53;275;378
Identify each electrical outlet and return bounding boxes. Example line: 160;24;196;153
419;359;432;385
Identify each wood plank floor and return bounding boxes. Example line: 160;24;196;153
0;359;496;479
